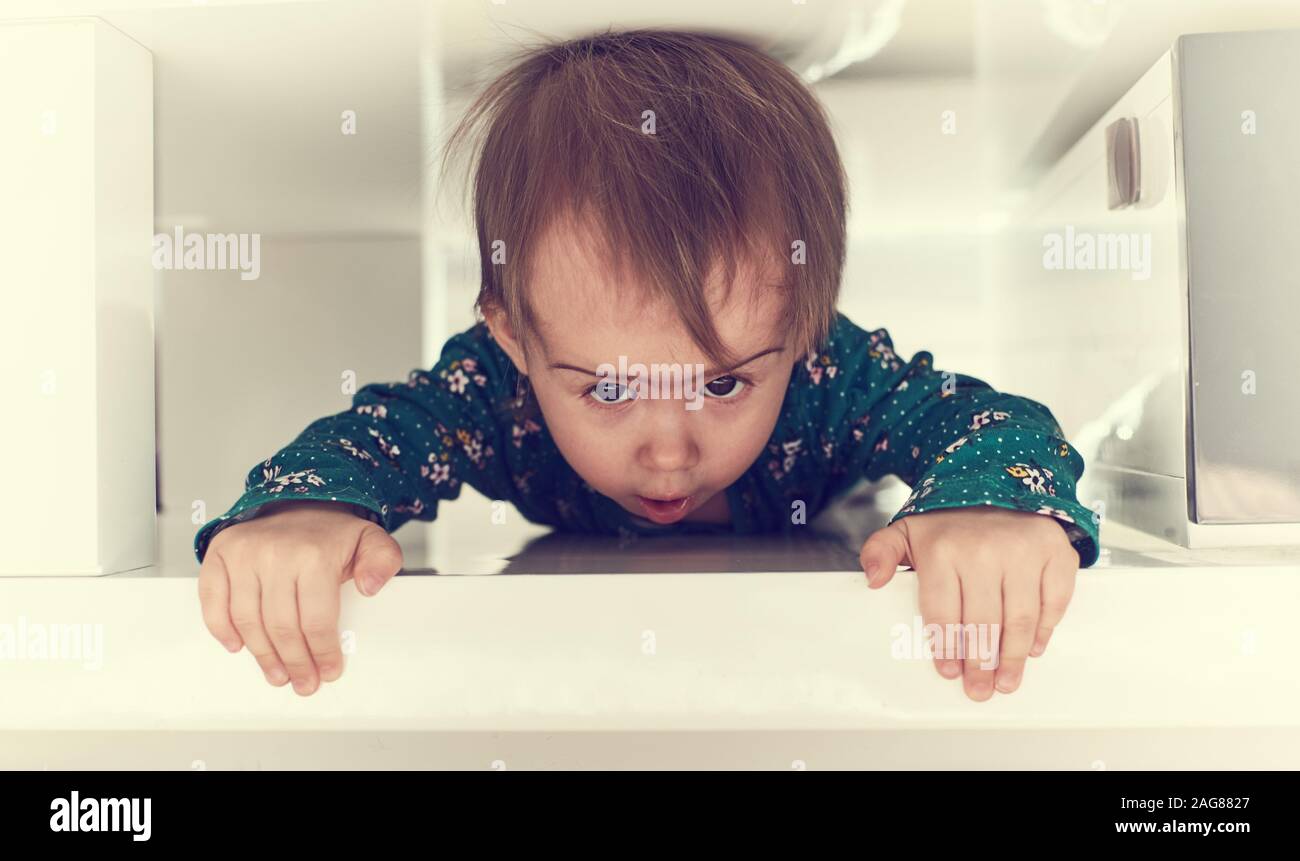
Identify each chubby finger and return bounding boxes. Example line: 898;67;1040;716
959;568;1002;701
917;560;962;680
262;573;320;696
859;522;908;589
350;524;405;596
994;565;1041;694
1032;548;1079;656
299;572;344;684
198;551;243;653
228;567;289;687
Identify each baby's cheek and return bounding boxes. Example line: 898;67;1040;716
546;407;627;477
538;398;652;497
704;398;783;479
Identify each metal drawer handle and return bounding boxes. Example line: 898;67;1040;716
1106;116;1141;209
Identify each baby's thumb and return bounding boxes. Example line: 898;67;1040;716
349;523;404;597
859;522;910;589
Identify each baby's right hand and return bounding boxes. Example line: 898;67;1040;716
197;500;404;695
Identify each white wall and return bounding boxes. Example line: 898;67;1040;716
156;236;425;570
820;77;1004;382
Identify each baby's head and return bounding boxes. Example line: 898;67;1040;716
446;29;847;525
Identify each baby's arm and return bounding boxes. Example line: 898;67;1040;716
195;323;517;695
811;321;1097;565
193;324;516;562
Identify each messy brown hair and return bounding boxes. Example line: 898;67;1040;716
442;29;848;369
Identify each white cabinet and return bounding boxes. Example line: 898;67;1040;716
0;19;155;574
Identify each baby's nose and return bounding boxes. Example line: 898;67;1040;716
637;406;700;472
642;437;697;472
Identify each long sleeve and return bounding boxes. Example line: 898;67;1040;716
192;324;521;563
795;315;1100;567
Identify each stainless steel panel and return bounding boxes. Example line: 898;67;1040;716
1177;30;1300;522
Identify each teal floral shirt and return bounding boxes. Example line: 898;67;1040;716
193;313;1100;567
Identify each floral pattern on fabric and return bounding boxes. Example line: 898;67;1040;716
195;314;1100;567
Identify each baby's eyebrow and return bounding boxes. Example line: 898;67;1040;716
548;345;785;379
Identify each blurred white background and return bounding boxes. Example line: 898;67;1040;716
5;0;1299;570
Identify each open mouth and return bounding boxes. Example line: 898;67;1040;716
636;495;691;524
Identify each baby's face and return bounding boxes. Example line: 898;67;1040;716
492;229;793;527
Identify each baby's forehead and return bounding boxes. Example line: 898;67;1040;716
523;206;787;358
528;277;784;365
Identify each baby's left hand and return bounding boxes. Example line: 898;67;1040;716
858;506;1079;701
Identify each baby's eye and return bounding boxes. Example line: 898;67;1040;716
703;375;745;399
588;380;637;405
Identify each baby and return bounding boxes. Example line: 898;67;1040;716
196;30;1098;702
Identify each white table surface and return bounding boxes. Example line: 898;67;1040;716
2;517;1298;769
